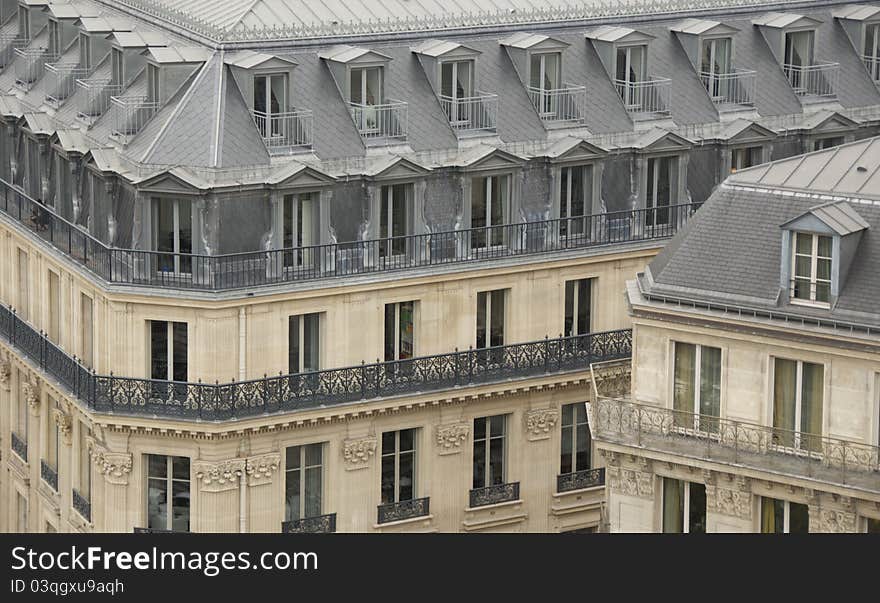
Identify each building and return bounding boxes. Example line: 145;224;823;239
595;135;880;533
1;0;880;533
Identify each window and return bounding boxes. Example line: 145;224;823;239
559;165;592;237
529;52;561;115
379;183;411;258
866;517;880;533
147;63;160;103
253;73;288;138
17;249;28;321
285;443;323;522
473;415;506;489
288;313;320;373
761;497;809;533
45;398;60;476
615;45;647;107
560;403;591;475
78;33;90;70
48;19;60;58
381;429;417;504
476;289;505;349
470;174;508;249
730;146;763;173
16;492;27;532
773;358;823;451
673;343;721;432
13;370;28;449
77;421;90;502
865;23;880;81
152;198;192;274
282;192;319;269
350;66;382;132
440;60;474;123
662;478;706;533
790;232;831;304
111;47;124;87
149;321;188;382
80;294;93;368
784;30;815;92
18;6;29;40
384;301;414;362
564;278;592;337
147;455;190;532
48;271;60;344
701;37;732;99
813;136;844;151
646;156;675;227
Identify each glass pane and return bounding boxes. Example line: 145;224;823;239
441;62;453;98
673;342;696;423
171;480;190;532
270;74;286;115
530;54;541;88
560;424;573;474
350;69;362;104
303;314;319;372
304;466;322;517
305;443;322;467
398;450;414;501
172;456;189;480
456;60;471;97
488;436;504;485
800;362;824;451
148;454;167;479
688;483;707;533
150;321;168;380
575;418;591;471
471;177;487;249
490;414;505;437
286;445;301;470
172;322;187;382
789;502;809;533
561;402;574;427
773;359;798;446
365;67;381;105
476;291;487;348
699;346;722;429
285;466;301;521
147;477;167;530
473;417;486;440
399;301;414;360
662;478;684;533
384;303;396;362
761;497;784;533
564;280;575;337
577;279;590;335
399;428;415;452
288;315;300;373
490;289;505;347
381;447;395;504
254;76;266;113
472;440;486;488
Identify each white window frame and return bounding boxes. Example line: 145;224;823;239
151;198;192;275
558;164;591;236
790;232;832;307
473;414;507;488
563;278;592;337
470;174;509;249
282;192;319;268
111;47;124;87
865;22;880;81
616;44;647;108
379;183;411;259
476;289;506;349
288;313;321;374
560;402;591;474
149;320;187;382
646;155;676;227
146;454;190;532
440;59;475;124
772;357;825;451
701;36;733;100
384;300;415;361
672;342;722;432
662;478;705;534
380;429;418;504
529;52;561;116
284;442;324;522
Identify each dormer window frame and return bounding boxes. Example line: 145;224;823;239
253;70;290;140
110;46;124;87
862;20;880;81
48;17;60;58
700;35;734;100
18;4;29;41
78;32;90;70
783;27;816;70
614;43;648;109
439;58;475;123
146;61;160;104
789;231;832;308
348;62;385;108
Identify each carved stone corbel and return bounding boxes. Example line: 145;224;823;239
524;407;558;441
87;438;132;485
22;373;40;415
435;423;468;455
52;404;73;446
342;436;377;470
0;350;10;390
246;453;280;487
194;459;247;493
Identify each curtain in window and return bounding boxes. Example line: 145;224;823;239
662;478;684;533
761;498;783;534
773;359;797;447
673;342;695;428
800;362;824;452
699;346;721;433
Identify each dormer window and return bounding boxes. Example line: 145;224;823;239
529;52;560;115
111;47;124;87
78;33;90;69
615;45;647;109
18;5;29;41
147;63;160;103
700;37;732;99
784;30;815;74
440;59;473;123
48;19;60;58
350;66;383;133
254;73;288;139
791;232;831;305
865;22;880;80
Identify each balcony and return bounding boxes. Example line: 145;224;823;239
72;489;91;521
439;93;498;135
14;47;52;90
614;78;671;117
11;431;27;461
700;70;756;109
0;34;27;67
282;513;337;533
863;55;880;84
557;467;605;493
527;84;586;125
783;62;839;99
348;100;407;142
110;95;160;143
45;61;90;106
0;178;697;292
469;482;520;508
0;302;631;422
377;497;430;524
41;460;58;491
253;109;313;154
588;397;880;492
133;527;175;533
76;78;123;125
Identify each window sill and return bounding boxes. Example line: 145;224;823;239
789;298;831;310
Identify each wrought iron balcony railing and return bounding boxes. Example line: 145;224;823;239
0;34;27;67
45;61;90;106
14;47;53;90
253;109;313;153
863;55;880;83
76;78;123;123
700;70;756;107
11;431;27;461
527;83;586;124
439;92;498;134
0;179;697;292
377;497;430;524
0;303;631;422
349;99;407;141
783;62;839;98
615;78;671;115
41;460;58;491
282;513;337;533
588;397;880;492
72;489;91;521
110;95;160;142
469;482;520;508
133;527;175;533
556;467;605;493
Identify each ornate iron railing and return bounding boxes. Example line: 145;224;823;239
557;467;605;493
11;431;27;461
349;99;407;141
470;482;520;508
377;497;430;524
0;303;631;422
527;83;586;124
439;93;497;134
253;109;313;153
700;70;756;107
783;62;839;98
133;527;175;533
72;489;91;521
588;397;880;492
41;460;59;491
0;178;696;292
282;513;337;534
615;78;671;115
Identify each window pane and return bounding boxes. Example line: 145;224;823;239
673;342;696;419
773;359;798;445
399;428;415;452
304;466;322;517
476;291;487;348
172;322;187;382
795;232;812;255
472;439;486;489
289;315;300;373
350;69;362;104
789;502;809;533
564;280;575;337
171;480;190;532
398;301;414;360
147;477;167;530
577;279;591;335
286;445;301;470
490;290;504;347
381;449;395;504
575;416;591;471
441;62;453;98
699;346;722;421
303;314;319;372
688;483;707;533
305;443;322;468
560;424;573;474
761;498;784;533
488;436;504;485
172;456;189;480
662;478;684;533
285;465;301;521
490;414;505;437
384;303;396;362
148;453;167;478
800;362;824;450
150;321;168;380
398;450;414;501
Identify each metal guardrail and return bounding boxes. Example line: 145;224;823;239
0;35;27;68
11;431;27;461
41;460;59;491
0;178;697;292
14;47;52;89
700;70;756;107
615;78;671;115
0;302;632;421
253;109;313;153
110;95;160;141
282;513;336;533
45;61;90;105
557;467;605;493
439;93;498;134
863;55;880;84
377;497;430;524
349;100;407;141
76;78;123;122
527;83;586;124
469;482;520;508
783;62;839;98
73;489;91;521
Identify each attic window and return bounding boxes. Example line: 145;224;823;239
864;22;880;81
790;232;831;305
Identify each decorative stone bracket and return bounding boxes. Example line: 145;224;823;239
435;423;469;455
606;457;654;499
705;472;752;520
22;373;40;415
246;453;280;487
87;438;133;486
52;405;73;446
194;459;247;492
0;351;10;390
524;408;558;441
343;437;377;470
